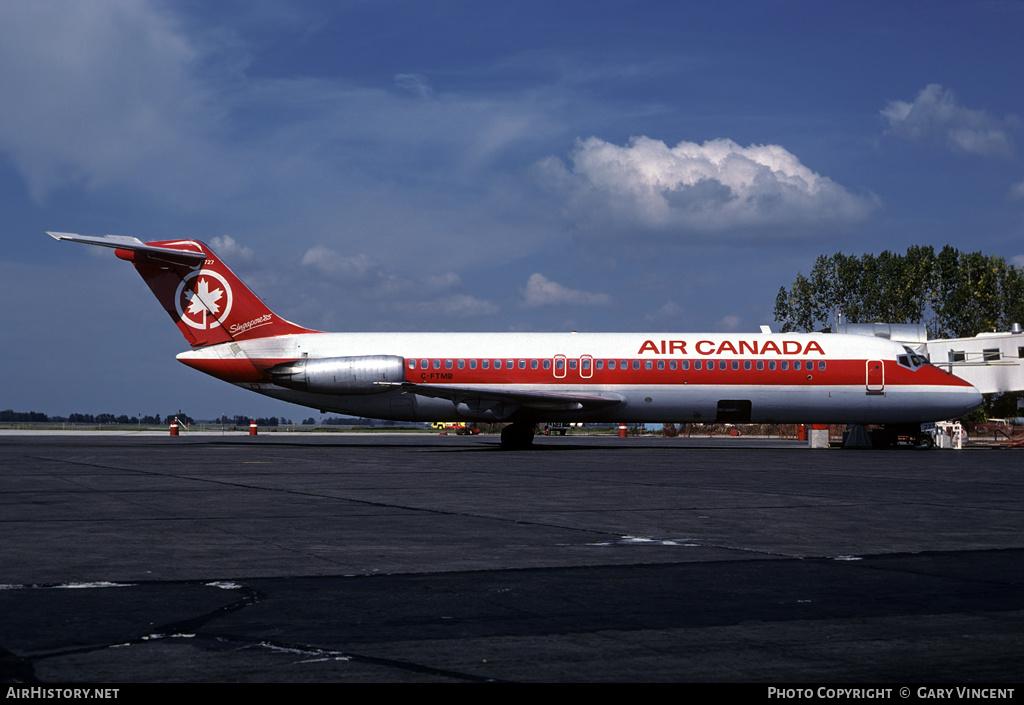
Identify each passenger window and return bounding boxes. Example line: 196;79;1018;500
781;361;788;370
794;361;801;371
531;359;538;369
681;360;689;370
445;360;453;369
433;359;441;369
470;360;477;369
519;360;526;369
731;360;739;370
744;360;751;370
818;361;825;371
769;360;776;371
482;360;489;370
633;360;640;370
719;360;727;370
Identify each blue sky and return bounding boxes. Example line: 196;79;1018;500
3;0;1023;420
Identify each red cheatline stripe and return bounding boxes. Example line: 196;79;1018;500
180;355;972;389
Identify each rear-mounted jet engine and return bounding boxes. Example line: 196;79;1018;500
269;355;405;394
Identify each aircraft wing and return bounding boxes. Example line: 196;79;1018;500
380;382;626;414
48;232;206;267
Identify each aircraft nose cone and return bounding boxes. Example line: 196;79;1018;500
941;384;984;421
964;386;984;417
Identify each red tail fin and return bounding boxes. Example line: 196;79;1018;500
114;239;315;347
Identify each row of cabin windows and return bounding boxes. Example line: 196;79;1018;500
409;358;827;372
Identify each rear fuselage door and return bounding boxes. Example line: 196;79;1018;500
553;354;567;379
580;355;593;379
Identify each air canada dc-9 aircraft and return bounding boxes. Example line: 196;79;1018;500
50;233;982;448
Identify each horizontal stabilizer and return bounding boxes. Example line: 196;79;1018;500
48;232;206;267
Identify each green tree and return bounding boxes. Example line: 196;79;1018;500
774;272;817;332
775;246;1022;339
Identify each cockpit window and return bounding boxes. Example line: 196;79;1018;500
897;346;930;371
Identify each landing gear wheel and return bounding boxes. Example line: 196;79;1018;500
500;423;535;450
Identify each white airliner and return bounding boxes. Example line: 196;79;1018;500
50;233;982;448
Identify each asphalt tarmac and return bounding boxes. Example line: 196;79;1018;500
1;432;1022;683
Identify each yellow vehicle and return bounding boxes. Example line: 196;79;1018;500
431;422;479;435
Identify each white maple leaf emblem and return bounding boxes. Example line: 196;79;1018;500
186;277;223;318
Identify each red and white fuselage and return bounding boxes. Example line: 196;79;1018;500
176;330;979;426
49;233;982;435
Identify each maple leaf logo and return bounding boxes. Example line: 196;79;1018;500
186;277;223;318
175;270;233;330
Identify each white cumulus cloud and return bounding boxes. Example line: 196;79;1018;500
539;136;878;236
522;273;611;307
715;315;742;332
881;84;1018;157
299;244;496;318
210;236;254;262
397;294;499;318
301;246;373;278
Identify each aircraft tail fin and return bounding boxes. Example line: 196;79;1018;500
49;233;315;348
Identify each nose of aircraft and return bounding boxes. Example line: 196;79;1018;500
962;385;984;417
931;368;984;420
935;380;983;421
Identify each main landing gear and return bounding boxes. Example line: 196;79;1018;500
500;423;535;450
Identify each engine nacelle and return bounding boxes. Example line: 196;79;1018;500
268;355;405;395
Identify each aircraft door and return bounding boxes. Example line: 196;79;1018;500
580;355;593;379
553;354;567;379
866;360;884;392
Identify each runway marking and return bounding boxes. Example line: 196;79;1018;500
580;535;702;547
